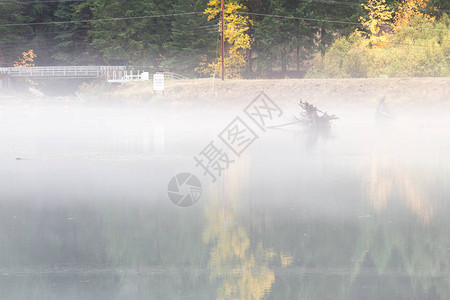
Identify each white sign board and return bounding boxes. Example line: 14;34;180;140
141;72;149;81
153;73;164;91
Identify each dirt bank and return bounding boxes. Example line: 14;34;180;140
112;77;449;108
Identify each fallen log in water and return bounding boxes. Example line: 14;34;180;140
297;101;338;128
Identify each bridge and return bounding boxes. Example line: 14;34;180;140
0;66;188;83
0;66;127;79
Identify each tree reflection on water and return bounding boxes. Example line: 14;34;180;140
203;162;290;299
0;118;449;299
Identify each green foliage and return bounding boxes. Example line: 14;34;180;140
85;0;163;65
52;2;92;65
252;3;299;74
162;0;216;76
307;15;450;78
0;2;31;65
306;35;370;78
251;0;361;77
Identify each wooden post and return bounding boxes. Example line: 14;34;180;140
221;0;225;81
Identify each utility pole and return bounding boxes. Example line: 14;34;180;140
221;0;225;81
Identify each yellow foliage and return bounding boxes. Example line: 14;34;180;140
394;0;436;31
13;49;36;67
196;53;247;79
358;0;438;47
358;0;394;47
199;0;252;78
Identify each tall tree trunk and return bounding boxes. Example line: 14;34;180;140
247;48;254;78
281;51;287;74
296;19;300;72
320;26;326;56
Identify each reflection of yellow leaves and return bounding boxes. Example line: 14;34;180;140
369;155;391;211
205;206;276;299
402;178;432;223
367;153;433;223
232;228;249;258
280;253;293;267
203;163;276;300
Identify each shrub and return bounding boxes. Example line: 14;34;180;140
307;15;450;78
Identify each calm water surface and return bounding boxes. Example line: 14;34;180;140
0;103;449;299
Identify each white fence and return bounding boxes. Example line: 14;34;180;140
0;66;127;78
107;71;188;83
0;67;189;84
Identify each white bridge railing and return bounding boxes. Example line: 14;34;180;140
0;66;189;84
107;71;188;83
107;70;144;83
0;66;127;78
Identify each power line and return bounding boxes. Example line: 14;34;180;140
0;0;87;4
0;11;211;27
0;29;87;37
293;0;450;14
234;11;362;25
383;40;447;48
1;0;448;13
238;12;353;26
298;0;361;7
234;11;449;31
0;22;218;38
0;6;447;31
198;24;219;29
0;24;217;47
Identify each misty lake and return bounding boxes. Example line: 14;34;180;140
0;101;449;299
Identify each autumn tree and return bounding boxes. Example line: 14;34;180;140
197;0;252;78
394;0;436;31
358;0;394;46
14;49;36;67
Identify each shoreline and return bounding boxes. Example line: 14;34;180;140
114;77;450;104
1;77;449;109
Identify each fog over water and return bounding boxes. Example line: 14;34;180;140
0;99;449;299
